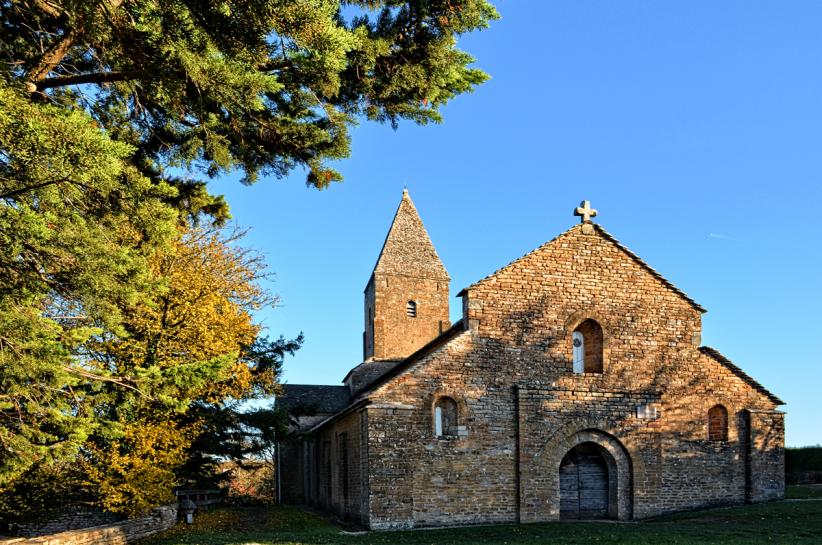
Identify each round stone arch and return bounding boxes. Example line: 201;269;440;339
426;389;470;439
563;310;612;373
545;428;634;520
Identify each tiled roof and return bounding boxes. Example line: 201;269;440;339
276;384;351;415
699;346;784;405
369;189;449;280
305;320;467;434
355;320;466;396
458;223;706;314
343;359;404;396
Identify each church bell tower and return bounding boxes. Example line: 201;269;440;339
363;189;450;361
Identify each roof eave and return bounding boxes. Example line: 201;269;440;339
304;319;467;434
305;399;371;434
699;346;784;406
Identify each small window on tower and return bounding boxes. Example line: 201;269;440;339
406;300;417;317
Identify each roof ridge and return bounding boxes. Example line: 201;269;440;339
698;346;784;405
457;223;705;314
457;226;576;296
592;224;705;313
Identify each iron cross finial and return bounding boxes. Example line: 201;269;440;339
574;200;598;224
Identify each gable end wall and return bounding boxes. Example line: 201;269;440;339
362;226;783;527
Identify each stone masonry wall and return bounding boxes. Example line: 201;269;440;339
278;440;305;504
366;404;416;529
309;411;368;525
366;274;449;361
0;506;176;545
12;509;121;538
362;224;783;527
747;409;785;502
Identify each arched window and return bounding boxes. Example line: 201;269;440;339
406;300;417;317
434;396;458;437
572;319;604;374
708;404;728;441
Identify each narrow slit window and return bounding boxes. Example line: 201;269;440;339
406;300;417;317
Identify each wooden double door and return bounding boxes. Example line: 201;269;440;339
559;442;611;520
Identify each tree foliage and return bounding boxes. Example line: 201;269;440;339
2;0;498;188
78;228;298;515
0;223;300;521
83;418;198;517
0;0;496;520
0;81;180;486
86;228;274;408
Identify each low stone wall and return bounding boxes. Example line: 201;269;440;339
12;508;122;538
0;505;177;545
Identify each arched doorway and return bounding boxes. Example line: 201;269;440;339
559;442;614;520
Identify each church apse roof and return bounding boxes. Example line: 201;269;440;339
369;189;449;280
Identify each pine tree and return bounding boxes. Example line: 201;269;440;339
0;0;497;516
3;0;498;188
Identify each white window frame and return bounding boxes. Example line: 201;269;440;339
572;331;585;374
636;404;658;420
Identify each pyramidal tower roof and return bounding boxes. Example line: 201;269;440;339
371;189;449;279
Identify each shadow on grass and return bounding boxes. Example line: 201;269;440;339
141;500;822;545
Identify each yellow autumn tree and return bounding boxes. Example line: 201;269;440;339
83;419;198;516
78;226;292;514
100;227;273;402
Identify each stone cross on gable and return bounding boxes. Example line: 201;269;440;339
574;200;597;223
574;200;598;234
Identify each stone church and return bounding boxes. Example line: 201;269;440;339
276;190;784;529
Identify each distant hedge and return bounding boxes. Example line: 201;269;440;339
786;446;822;484
786;446;822;471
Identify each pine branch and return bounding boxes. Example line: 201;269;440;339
24;0;126;87
0;176;91;200
63;366;152;398
30;0;65;18
33;70;147;90
26;27;80;84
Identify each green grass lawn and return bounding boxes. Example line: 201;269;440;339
143;496;822;545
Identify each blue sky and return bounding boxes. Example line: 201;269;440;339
214;1;822;447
